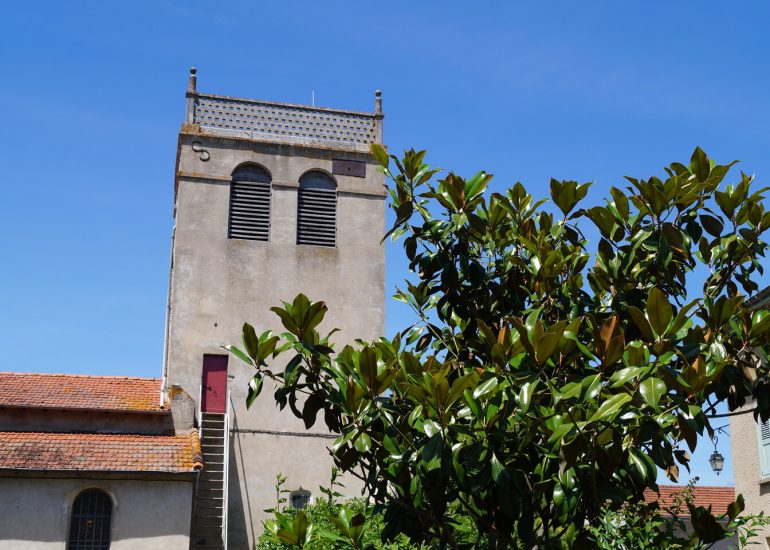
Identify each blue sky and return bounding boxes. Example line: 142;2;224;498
3;1;770;487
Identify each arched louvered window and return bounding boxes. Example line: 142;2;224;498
297;171;337;247
228;164;272;241
67;489;112;550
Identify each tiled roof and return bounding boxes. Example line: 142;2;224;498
0;372;164;412
644;485;735;516
0;432;202;473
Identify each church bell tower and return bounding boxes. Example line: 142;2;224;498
164;68;386;549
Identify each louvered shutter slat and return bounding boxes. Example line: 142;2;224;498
297;211;336;220
297;186;336;247
234;191;270;199
230;210;271;218
229;180;271;241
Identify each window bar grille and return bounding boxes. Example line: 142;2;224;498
67;489;112;550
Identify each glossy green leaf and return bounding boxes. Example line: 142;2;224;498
519;380;538;413
423;419;441;438
609;186;629;219
283;355;303;386
491;453;504;481
473;377;499;399
700;214;724;237
628;307;655;341
589;393;632;423
246;374;263;409
727;494;745;519
628;449;655;483
639;377;666;408
690;146;711;183
242;322;259;359
446;373;477;408
610;367;643;388
223;344;253;366
646;288;672;336
370;143;390;168
534;331;561;364
354;432;372;453
583;374;601;400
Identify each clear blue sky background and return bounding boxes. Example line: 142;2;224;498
3;1;770;487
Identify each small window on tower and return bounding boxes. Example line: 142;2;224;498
228;164;272;241
297;171;337;247
289;489;311;509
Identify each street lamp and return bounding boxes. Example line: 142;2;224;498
709;449;725;475
709;431;726;475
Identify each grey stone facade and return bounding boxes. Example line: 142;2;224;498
165;69;386;548
0;478;194;550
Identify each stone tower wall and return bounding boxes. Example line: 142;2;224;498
165;72;386;548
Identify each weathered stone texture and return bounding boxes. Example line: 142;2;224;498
166;97;386;547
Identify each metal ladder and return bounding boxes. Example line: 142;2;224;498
193;411;229;550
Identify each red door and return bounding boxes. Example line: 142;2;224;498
202;355;228;413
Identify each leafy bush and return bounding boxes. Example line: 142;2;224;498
230;146;770;548
257;471;417;549
589;479;769;549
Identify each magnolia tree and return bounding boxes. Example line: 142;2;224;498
227;146;770;548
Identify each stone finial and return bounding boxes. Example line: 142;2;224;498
188;67;198;92
185;67;198;123
375;89;382;114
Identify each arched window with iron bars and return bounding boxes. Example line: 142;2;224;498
67;488;112;550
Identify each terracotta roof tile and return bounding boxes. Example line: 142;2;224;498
644;485;735;516
0;432;201;473
0;372;164;412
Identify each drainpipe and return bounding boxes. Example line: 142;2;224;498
160;224;176;400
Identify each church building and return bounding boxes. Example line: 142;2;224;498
0;68;752;550
0;68;386;550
